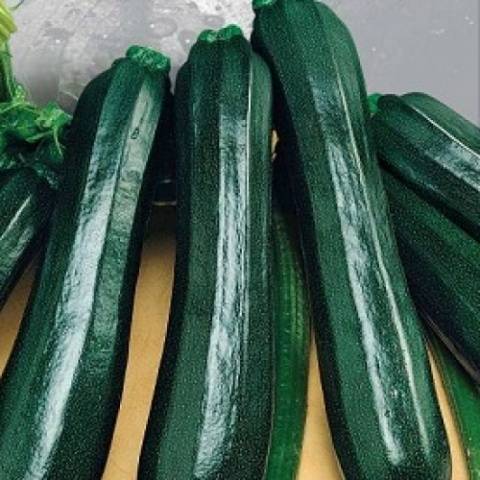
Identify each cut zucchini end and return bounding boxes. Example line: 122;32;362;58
217;24;243;40
198;24;244;43
198;29;218;43
253;0;277;11
126;46;171;75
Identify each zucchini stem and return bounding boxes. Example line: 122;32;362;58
126;46;171;75
368;93;382;115
198;25;244;43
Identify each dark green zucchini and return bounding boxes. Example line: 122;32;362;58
430;335;480;479
372;93;480;240
383;170;480;385
139;26;273;480
266;165;310;480
252;1;450;479
0;46;171;479
0;114;69;309
0;169;54;307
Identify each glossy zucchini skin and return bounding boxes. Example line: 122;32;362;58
266;168;310;480
372;93;480;240
384;170;480;385
152;93;176;205
431;336;480;479
0;169;54;307
0;47;171;479
253;2;450;479
139;27;273;480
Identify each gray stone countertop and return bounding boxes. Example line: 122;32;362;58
8;0;479;122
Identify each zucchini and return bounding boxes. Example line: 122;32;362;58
372;93;480;240
266;164;310;480
383;170;480;385
0;116;69;308
0;169;54;307
139;26;273;480
252;1;450;478
0;46;171;478
431;335;480;479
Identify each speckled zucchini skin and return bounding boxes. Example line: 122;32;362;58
0;47;171;479
0;169;54;308
431;336;480;479
252;1;450;479
139;27;273;480
372;93;480;240
384;171;480;385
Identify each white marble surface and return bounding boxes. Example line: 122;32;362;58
8;0;479;121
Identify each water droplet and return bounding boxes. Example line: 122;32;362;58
465;16;475;25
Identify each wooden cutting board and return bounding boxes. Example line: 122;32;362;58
0;207;468;479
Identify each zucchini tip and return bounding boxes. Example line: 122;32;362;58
198;24;244;43
126;45;171;75
368;93;383;115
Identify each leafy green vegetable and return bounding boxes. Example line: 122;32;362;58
0;92;70;188
0;6;70;189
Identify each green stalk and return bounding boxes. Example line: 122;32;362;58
431;335;480;479
368;93;382;115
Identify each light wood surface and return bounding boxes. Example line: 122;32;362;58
0;207;468;479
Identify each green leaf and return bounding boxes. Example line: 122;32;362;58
0;8;71;190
